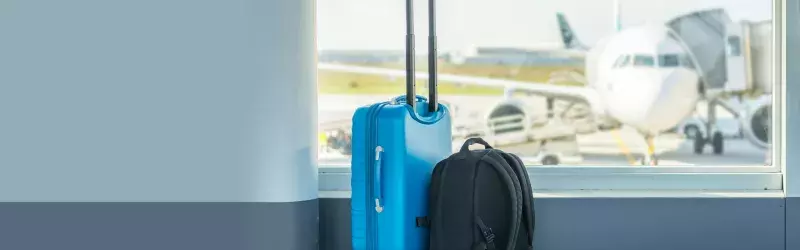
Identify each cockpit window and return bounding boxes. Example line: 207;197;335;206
632;54;655;67
615;53;696;69
612;55;624;68
621;55;631;67
658;54;680;67
612;55;631;68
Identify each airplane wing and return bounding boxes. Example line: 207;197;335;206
318;63;605;115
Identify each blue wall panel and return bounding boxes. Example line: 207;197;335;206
788;198;800;250
534;198;784;250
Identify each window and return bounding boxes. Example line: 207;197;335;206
613;55;631;68
632;54;655;67
658;54;681;67
727;35;743;56
317;0;783;192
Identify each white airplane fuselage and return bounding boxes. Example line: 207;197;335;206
587;24;701;136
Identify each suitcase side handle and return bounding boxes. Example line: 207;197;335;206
374;146;384;213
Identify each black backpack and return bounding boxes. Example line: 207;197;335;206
424;138;535;250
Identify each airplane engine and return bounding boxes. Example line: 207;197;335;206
484;98;536;145
739;97;772;149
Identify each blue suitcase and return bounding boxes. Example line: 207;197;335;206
350;0;450;248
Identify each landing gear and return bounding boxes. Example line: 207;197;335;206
692;131;724;155
712;131;724;155
693;100;725;155
641;154;658;165
612;130;660;166
683;124;700;139
693;133;705;154
640;135;658;166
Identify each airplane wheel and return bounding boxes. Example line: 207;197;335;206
542;155;560;165
712;131;724;155
693;135;705;154
684;125;700;139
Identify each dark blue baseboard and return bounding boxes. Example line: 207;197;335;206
320;198;353;250
0;197;786;250
0;200;319;250
320;197;785;250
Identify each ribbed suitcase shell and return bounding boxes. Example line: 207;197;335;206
351;96;452;250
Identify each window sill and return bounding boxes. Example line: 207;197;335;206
318;190;785;199
319;165;782;192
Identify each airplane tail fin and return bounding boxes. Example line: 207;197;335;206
556;12;588;50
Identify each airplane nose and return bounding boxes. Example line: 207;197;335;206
642;68;701;131
613;70;663;102
603;70;663;123
660;68;700;96
604;68;700;133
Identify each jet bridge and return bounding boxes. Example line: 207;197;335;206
667;9;774;155
666;8;774;97
742;20;774;95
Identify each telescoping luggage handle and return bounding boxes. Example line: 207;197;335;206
403;0;439;113
460;137;493;154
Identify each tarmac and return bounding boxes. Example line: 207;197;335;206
318;94;772;167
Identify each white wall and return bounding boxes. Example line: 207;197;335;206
0;0;318;202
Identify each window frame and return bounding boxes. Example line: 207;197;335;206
318;0;788;194
781;0;798;197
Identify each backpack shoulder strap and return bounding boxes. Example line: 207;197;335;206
480;151;523;248
503;153;535;248
426;157;449;237
428;153;473;248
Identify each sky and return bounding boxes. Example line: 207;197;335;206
316;0;774;52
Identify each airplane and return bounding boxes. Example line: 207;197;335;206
317;6;773;165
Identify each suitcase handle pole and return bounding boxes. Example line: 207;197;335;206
404;0;416;109
427;0;438;112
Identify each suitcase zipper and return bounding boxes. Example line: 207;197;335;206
366;102;387;249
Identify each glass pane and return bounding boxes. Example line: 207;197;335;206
620;55;631;67
614;55;631;68
317;0;776;167
659;54;681;67
727;36;743;56
612;55;625;68
633;54;655;67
